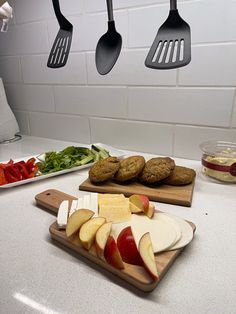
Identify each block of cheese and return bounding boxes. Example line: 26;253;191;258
98;193;125;202
98;195;131;223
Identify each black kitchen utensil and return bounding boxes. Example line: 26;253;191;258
145;0;191;70
95;0;122;75
47;0;73;68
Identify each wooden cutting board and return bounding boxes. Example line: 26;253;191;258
79;178;195;207
35;189;196;292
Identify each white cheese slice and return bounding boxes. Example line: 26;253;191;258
83;194;91;209
111;213;178;253
57;200;69;229
90;193;98;216
160;213;194;250
77;197;84;210
68;199;78;217
157;213;182;245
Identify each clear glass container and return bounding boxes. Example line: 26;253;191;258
200;141;236;183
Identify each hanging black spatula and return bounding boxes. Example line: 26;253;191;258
47;0;73;68
145;0;191;70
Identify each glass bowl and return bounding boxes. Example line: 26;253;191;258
200;141;236;183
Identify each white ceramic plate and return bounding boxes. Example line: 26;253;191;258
0;143;125;189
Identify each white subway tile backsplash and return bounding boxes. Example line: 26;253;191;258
174;126;235;160
13;110;30;135
0;22;48;56
181;0;236;44
129;0;236;48
1;0;235;159
0;56;22;83
54;86;127;118
13;0;84;24
29;112;90;143
179;44;236;87
14;0;54;23
232;99;236;128
90;118;173;155
85;0;168;13
87;50;177;85
47;11;128;53
129;4;169;48
5;84;55;112
21;54;87;84
128;88;234;127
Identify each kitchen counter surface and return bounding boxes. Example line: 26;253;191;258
0;136;235;314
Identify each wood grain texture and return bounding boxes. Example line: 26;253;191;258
35;189;77;214
0;0;7;7
35;189;196;292
79;178;195;207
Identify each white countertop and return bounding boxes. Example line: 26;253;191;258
0;136;235;314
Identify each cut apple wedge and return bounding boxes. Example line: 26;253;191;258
95;221;112;260
117;226;142;265
129;202;143;214
79;217;106;250
66;209;94;238
129;194;149;213
146;203;155;219
104;236;124;270
129;194;155;219
138;232;159;281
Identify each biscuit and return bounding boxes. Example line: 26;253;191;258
139;157;175;184
162;166;196;185
89;156;120;183
114;155;145;182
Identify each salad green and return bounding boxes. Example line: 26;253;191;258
36;145;110;175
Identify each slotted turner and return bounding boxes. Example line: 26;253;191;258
145;0;191;70
47;0;73;68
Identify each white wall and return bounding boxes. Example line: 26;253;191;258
0;0;235;160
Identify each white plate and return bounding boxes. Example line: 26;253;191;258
0;143;125;189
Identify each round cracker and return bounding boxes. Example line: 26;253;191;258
139;157;175;184
114;155;145;182
89;156;120;183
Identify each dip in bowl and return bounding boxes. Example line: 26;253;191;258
200;141;236;183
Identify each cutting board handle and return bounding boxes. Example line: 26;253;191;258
35;189;77;214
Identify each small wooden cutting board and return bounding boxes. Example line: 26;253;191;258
79;178;195;207
35;189;196;292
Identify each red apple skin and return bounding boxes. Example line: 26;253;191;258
139;233;159;281
138;195;149;212
104;236;124;270
129;194;149;213
117;227;143;265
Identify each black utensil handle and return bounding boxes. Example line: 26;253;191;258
170;0;177;10
52;0;72;30
106;0;114;21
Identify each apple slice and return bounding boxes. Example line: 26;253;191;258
104;236;124;270
129;194;155;219
79;217;106;250
146;203;155;219
66;209;94;237
138;232;159;281
129;202;143;213
117;226;142;265
95;221;112;260
129;194;149;214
